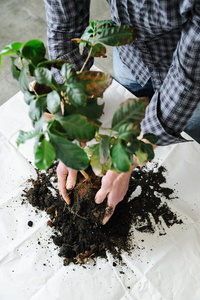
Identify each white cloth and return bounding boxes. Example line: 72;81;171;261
0;79;200;300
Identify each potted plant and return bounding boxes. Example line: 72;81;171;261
0;20;157;174
0;20;164;264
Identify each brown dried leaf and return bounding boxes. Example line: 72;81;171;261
76;71;113;96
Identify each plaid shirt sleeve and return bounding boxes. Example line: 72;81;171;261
43;0;93;84
141;3;200;145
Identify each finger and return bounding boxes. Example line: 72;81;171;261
66;168;77;190
102;172;132;224
95;170;118;204
57;161;71;204
58;175;71;205
95;188;109;204
102;205;115;225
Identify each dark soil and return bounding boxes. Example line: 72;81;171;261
22;162;182;265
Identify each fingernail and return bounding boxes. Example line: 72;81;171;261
95;197;101;204
102;216;109;225
65;198;70;205
67;183;73;190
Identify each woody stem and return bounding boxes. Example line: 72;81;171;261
80;170;90;181
80;46;93;73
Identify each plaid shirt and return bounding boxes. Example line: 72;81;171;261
43;0;200;145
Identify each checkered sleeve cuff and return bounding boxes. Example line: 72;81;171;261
141;90;189;146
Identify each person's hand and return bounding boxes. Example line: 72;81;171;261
57;161;78;205
57;142;86;204
95;130;157;225
95;164;136;225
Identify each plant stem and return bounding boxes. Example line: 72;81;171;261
80;46;93;73
30;82;39;96
80;170;90;181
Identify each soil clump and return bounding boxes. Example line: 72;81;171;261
22;162;182;265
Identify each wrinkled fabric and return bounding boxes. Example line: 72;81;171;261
43;0;200;145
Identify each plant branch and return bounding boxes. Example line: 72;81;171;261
80;170;90;181
80;46;93;73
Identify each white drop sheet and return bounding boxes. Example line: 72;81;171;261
0;80;200;300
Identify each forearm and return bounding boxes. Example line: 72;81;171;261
141;4;200;146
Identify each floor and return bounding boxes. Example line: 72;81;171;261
0;0;112;105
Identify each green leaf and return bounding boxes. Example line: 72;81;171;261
61;62;75;79
112;98;148;131
34;116;46;132
16;130;40;146
78;23;94;54
24;91;36;105
11;42;23;51
84;143;98;156
58;114;95;141
19;66;29;93
143;133;158;145
139;141;155;161
118;123;136;140
77;98;104;121
99;135;111;165
49;133;89;170
97;25;136;46
124;141;139;164
0;45;16;56
96;20;117;33
29;96;47;121
90;143;103;176
48;119;67;138
66;82;87;107
34;67;52;86
35;139;56;170
38;59;71;69
29;57;48;75
91;43;107;58
135;148;148;165
111;140;130;172
10;57;20;81
47;90;61;114
22;40;45;59
124;141;139;155
77;40;91;56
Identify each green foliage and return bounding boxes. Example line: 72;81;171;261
47;91;61;114
29;96;47;121
34;67;52;86
66;81;87;107
49;133;89;170
19;66;29;93
0;20;157;173
76;20;136;56
57;114;95;141
111;140;131;172
111;98;148;130
35;139;56;170
16;130;40;146
22;40;46;60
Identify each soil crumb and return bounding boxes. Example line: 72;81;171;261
22;162;182;265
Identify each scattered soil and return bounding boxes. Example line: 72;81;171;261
22;162;182;265
27;220;33;227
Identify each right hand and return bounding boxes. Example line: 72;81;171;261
57;161;77;205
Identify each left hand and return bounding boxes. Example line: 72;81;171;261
57;161;78;205
95;165;136;225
